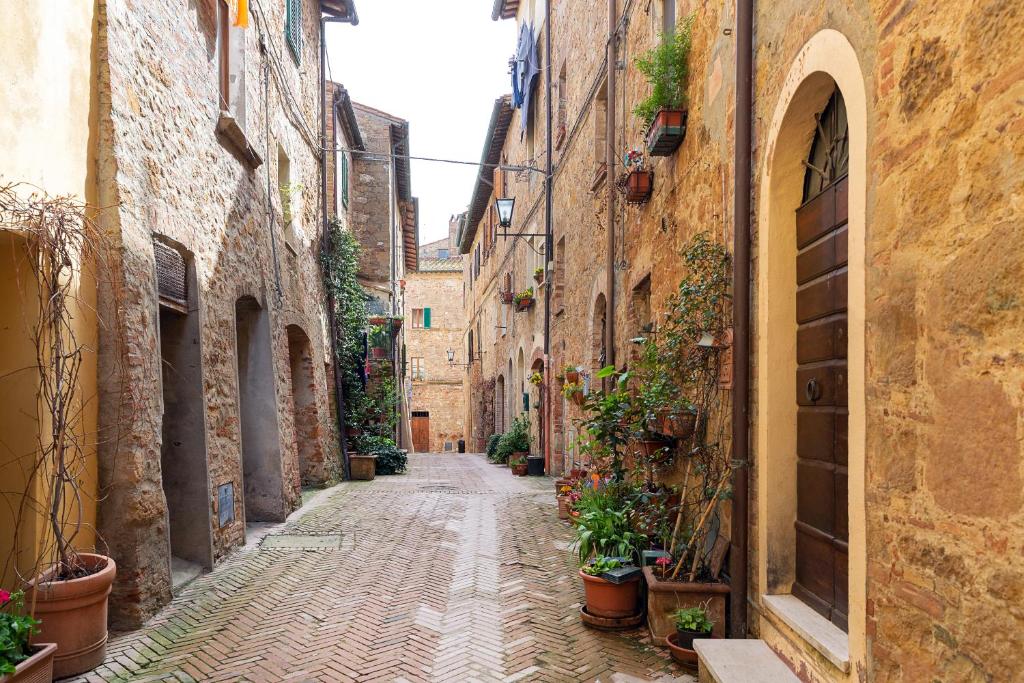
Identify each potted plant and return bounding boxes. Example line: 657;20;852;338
513;287;535;312
0;590;56;682
634;15;694;156
529;371;543;386
562;380;585;406
368;324;389;359
671;604;713;650
510;455;529;476
618;149;653;204
578;557;642;619
496;415;531;469
361;435;407;475
348;452;376;480
533;266;545;284
563;365;580;385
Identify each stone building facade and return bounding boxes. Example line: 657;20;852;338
89;0;358;628
465;0;1024;680
403;254;466;453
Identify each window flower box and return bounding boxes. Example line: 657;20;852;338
513;287;535;312
645;109;688;156
623;169;654;204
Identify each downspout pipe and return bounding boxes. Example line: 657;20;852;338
321;14;357;481
605;0;616;377
542;0;554;473
730;0;753;639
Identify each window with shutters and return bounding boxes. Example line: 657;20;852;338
410;357;426;381
285;0;302;63
155;241;189;313
412;308;432;329
217;0;246;126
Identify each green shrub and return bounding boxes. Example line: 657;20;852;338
496;415;531;462
633;15;694;126
358;435;407;475
486;433;503;461
0;590;39;674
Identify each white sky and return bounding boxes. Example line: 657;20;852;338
326;1;518;246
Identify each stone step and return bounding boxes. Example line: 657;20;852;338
693;639;800;683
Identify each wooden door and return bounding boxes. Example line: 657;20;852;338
793;88;849;631
411;411;430;453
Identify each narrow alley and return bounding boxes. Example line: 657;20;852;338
70;456;683;683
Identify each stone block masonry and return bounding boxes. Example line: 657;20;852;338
94;0;341;627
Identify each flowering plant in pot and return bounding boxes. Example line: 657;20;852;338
533;266;544;284
634;14;694;156
562;365;580;385
368;323;389;359
578;556;642;619
529;371;543;386
562;380;585;406
0;589;56;681
618;148;653;204
513;287;535;311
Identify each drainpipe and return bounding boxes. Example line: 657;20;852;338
605;0;616;375
730;0;753;639
321;12;358;480
542;0;554;473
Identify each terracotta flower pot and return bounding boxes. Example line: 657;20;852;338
665;632;698;667
579;570;641;618
642;566;728;641
28;553;116;679
1;642;57;683
623;169;653;204
554;478;572;496
565;370;580;385
371;347;387;359
557;495;571;520
635;438;672;461
658;409;698;439
570;390;585;406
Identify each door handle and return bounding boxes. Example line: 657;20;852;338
805;377;822;403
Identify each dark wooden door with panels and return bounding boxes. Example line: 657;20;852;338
793;88;850;631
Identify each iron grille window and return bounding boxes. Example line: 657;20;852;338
285;0;302;63
154;241;188;309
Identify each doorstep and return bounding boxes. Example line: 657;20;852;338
693;639;799;683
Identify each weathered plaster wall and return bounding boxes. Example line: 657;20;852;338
0;1;100;587
95;0;338;627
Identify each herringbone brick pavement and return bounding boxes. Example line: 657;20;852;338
65;454;693;683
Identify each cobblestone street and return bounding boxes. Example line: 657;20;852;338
71;455;689;683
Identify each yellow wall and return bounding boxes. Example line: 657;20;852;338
0;1;99;588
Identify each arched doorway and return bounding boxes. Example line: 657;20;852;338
235;295;286;522
530;357;544;454
592;293;607;373
793;87;849;630
495;374;506;433
286;324;322;485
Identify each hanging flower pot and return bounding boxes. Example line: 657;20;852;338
658;408;698;439
623;169;653;204
371;346;387;359
500;289;514;304
564;368;580;385
645;109;688;156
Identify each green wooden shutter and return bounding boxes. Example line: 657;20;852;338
341;153;349;208
286;0;302;62
424;308;432;329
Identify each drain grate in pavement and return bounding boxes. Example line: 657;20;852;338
419;484;461;492
259;534;345;550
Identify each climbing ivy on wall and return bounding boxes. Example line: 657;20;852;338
321;219;369;432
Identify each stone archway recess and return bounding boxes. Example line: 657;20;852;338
286;324;323;485
755;28;868;676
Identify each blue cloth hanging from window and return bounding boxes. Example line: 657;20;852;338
511;23;540;132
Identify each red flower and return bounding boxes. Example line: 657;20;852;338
655;557;671;567
0;589;10;603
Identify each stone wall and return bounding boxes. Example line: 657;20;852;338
467;0;1024;680
404;269;466;452
95;0;340;627
351;104;397;289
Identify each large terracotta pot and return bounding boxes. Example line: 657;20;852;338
579;570;641;618
642;566;728;642
349;454;376;480
557;495;571;520
28;553;116;678
0;642;56;683
658;408;698;439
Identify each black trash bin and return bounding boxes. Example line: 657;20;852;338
527;455;545;476
457;439;465;453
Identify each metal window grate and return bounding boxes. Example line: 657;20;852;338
155;241;188;309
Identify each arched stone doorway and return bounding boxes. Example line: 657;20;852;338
287;324;323;485
756;28;867;673
235;295;286;523
495;374;506;434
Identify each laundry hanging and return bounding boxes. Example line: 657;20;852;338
511;23;540;133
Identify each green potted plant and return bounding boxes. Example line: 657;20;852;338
496;415;530;470
361;435;407;475
563;365;580;385
671;604;713;650
509;455;529;476
578;556;642;619
0;590;56;682
533;266;544;284
529;371;543;386
368;323;389;359
633;15;694;156
562;380;585;406
513;287;535;312
486;433;503;463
